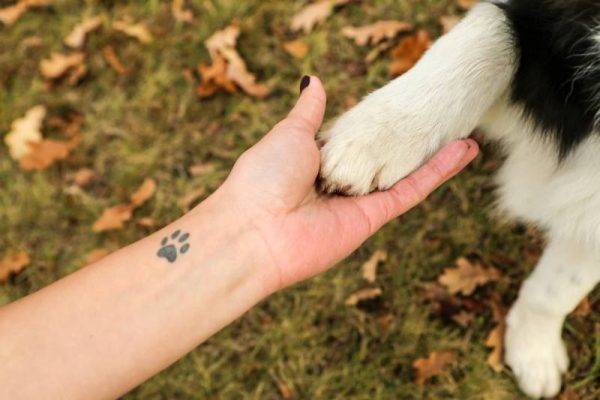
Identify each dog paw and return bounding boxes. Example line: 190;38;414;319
505;303;568;399
319;96;437;196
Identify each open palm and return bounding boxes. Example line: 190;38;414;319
221;77;479;290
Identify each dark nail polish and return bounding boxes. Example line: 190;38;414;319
299;75;310;93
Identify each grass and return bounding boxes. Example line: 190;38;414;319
0;0;598;398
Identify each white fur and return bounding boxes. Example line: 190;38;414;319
319;4;515;194
320;3;600;398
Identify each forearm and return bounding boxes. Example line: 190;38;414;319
0;192;270;399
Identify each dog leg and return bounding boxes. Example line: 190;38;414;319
319;2;516;195
505;238;600;398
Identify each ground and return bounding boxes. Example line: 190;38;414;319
0;0;598;399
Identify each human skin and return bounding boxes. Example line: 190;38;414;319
0;77;479;399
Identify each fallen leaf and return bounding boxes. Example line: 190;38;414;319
113;20;153;44
102;45;127;75
438;257;501;296
172;0;193;22
93;179;157;232
0;252;30;283
342;21;413;46
485;294;507;373
19;136;80;171
93;204;134;232
4;105;46;159
198;23;269;98
573;297;592;317
457;0;478;10
0;0;48;27
451;310;475;327
72;168;96;187
345;287;382;306
275;379;293;400
485;324;505;373
188;162;215;176
130;178;157;207
440;15;460;34
283;40;309;59
64;16;102;48
413;352;455;384
362;249;387;283
560;387;580;400
291;0;350;34
40;51;85;81
389;30;431;77
136;217;155;228
84;248;110;265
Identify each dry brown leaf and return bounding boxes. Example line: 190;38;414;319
457;0;478;10
362;249;387;283
389;30;431;77
64;16;102;48
560;387;580;400
440;15;461;34
19;136;80;171
199;24;269;98
113;20;153;44
345;287;382;306
93;179;157;232
438;257;501;296
136;217;155;228
172;0;193;22
0;252;30;283
573;297;592;317
451;310;475;327
413;351;455;384
72;168;96;187
4;105;46;159
93;204;134;232
130;178;157;207
188;162;216;176
102;45;127;75
485;324;505;373
221;47;269;97
84;248;110;265
0;0;48;27
275;380;293;400
342;21;413;46
291;0;349;34
40;51;85;80
283;40;309;59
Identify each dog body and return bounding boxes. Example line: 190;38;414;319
319;1;600;397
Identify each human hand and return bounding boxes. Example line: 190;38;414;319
214;76;479;292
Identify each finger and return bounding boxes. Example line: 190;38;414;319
281;76;327;137
350;139;479;233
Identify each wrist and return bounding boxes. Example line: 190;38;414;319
179;190;281;299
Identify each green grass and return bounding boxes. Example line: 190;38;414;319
1;0;598;398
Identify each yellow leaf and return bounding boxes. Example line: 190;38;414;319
113;20;153;44
438;257;501;296
0;252;30;283
40;51;85;80
361;249;387;283
291;0;350;34
130;178;157;207
64;16;102;48
345;287;382;306
342;21;413;46
4;105;46;159
283;40;309;59
172;0;193;23
93;204;134;232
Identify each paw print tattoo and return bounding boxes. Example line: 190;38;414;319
157;230;190;263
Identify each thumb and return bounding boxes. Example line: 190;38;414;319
285;76;327;137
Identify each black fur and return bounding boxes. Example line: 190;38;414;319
496;0;600;157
